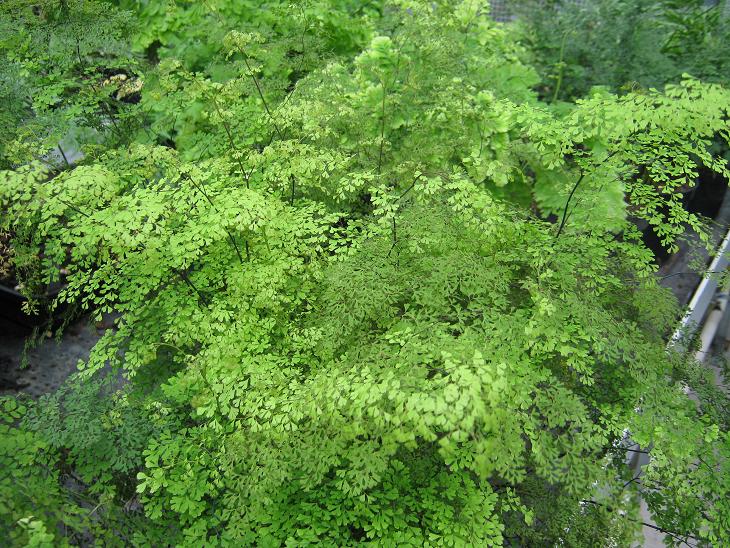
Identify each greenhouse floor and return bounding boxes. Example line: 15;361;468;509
0;317;101;398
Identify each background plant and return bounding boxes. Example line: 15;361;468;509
0;0;141;169
511;0;730;102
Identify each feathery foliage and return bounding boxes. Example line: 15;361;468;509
1;1;730;546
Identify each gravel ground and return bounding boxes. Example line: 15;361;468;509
0;317;102;398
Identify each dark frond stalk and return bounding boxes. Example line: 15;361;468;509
580;500;700;545
183;173;245;265
397;173;423;202
209;97;252;189
377;80;387;175
177;269;210;307
201;99;252;262
75;39;123;138
240;53;284;140
555;150;619;239
392;215;397;249
226;233;245;265
387;214;398;261
203;0;283;139
55;196;90;218
57;145;70;168
385;173;423;262
555;170;586;239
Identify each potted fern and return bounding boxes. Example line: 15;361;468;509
1;1;729;545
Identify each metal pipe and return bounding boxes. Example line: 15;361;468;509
670;227;730;350
694;284;730;362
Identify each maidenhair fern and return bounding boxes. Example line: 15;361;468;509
1;1;729;546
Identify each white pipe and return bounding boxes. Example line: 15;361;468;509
670;227;730;349
694;285;730;362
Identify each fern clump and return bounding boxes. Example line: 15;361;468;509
1;1;730;545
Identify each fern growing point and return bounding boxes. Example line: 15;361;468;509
1;1;729;546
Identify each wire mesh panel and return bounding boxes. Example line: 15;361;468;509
488;0;515;22
490;0;729;21
489;0;589;22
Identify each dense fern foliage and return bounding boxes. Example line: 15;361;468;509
1;1;730;546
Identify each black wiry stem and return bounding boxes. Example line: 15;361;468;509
178;269;209;306
57;145;70;168
56;197;90;218
203;0;283;140
209;97;252;188
240;54;283;140
387;173;423;260
75;39;122;137
580;500;700;545
397;173;424;201
183;173;245;265
377;80;387;175
555;150;619;239
555;171;586;238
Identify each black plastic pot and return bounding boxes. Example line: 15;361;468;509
0;282;67;332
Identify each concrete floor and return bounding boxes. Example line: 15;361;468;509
639;500;667;547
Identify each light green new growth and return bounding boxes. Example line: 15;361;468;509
1;1;729;546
